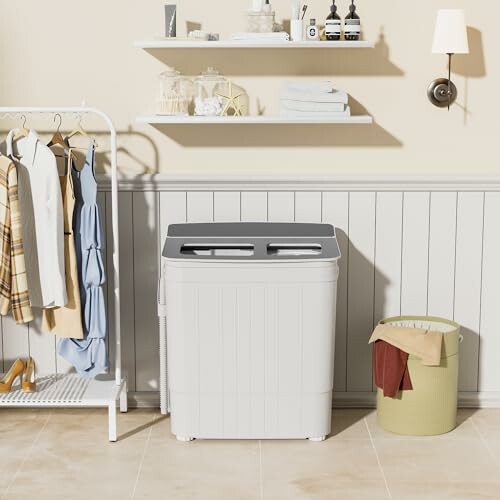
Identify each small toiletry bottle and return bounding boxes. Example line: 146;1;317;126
307;19;319;41
325;1;341;41
263;0;272;13
164;3;177;38
344;0;361;41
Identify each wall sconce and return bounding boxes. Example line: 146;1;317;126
428;9;469;110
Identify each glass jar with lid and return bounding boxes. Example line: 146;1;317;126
157;66;192;116
194;67;227;116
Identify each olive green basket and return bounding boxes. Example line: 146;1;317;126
376;316;461;436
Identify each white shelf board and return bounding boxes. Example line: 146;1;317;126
135;40;374;49
0;374;122;407
137;115;373;125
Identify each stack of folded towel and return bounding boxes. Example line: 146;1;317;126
231;32;290;42
280;81;350;118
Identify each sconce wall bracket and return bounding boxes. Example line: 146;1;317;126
427;78;458;108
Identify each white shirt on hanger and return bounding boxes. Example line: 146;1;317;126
2;130;67;308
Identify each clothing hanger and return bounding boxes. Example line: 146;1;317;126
66;115;98;149
47;114;67;149
12;115;30;142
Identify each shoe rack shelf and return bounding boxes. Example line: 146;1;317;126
0;106;126;443
0;374;127;441
134;40;374;49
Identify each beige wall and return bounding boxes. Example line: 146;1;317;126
0;0;497;176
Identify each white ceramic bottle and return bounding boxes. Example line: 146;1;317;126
307;18;320;41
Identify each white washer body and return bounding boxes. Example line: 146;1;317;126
164;223;340;440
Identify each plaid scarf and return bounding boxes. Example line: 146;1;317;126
0;155;33;324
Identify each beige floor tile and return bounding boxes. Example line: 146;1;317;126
5;434;146;498
261;438;386;499
40;408;161;443
472;409;500;440
330;410;372;439
263;479;389;500
375;438;499;483
134;438;261;500
482;439;500;467
366;409;478;440
0;412;50;493
388;480;500;499
0;408;52;421
1;409;157;499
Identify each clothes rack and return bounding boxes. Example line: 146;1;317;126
0;105;127;442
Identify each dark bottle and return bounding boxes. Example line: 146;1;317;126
344;0;361;41
325;0;341;41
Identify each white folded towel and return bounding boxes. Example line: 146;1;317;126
231;32;290;41
281;99;346;113
281;89;349;104
280;106;352;118
284;81;335;94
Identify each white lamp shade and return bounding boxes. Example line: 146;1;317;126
432;9;469;54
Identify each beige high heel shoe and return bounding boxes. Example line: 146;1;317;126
0;358;25;393
22;357;36;393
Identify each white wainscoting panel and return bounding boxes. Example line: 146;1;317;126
479;193;500;392
2;181;500;407
400;192;430;316
427;192;457;319
133;192;160;392
346;193;376;392
454;193;484;392
322;192;349;393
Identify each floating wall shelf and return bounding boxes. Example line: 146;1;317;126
134;40;374;50
137;115;373;125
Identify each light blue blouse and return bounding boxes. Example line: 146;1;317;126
58;141;108;378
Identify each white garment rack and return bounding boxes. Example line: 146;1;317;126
0;105;127;441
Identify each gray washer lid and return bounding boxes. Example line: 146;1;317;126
164;222;340;261
167;222;336;238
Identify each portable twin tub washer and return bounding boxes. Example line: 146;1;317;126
159;222;340;441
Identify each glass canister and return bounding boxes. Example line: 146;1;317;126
194;67;227;116
157;66;192;116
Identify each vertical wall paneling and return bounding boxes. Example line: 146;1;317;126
267;192;295;222
3;185;500;398
479;193;500;392
133;191;160;391
105;192;136;389
427;192;458;318
241;192;268;222
159;192;188;254
322;192;349;392
1;316;29;369
346;192;376;392
186;192;214;223
400;192;431;316
294;192;322;223
455;192;484;392
28;313;56;376
213;192;241;222
373;192;403;324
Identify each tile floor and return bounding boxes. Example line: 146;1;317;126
0;408;500;499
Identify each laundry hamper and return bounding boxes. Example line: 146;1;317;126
376;316;461;436
161;222;340;441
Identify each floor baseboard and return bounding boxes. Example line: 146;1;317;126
126;391;500;409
